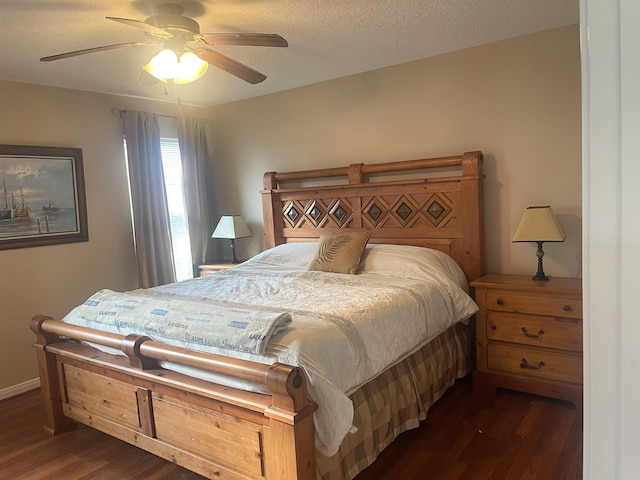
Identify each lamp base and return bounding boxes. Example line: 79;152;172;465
532;241;550;281
532;272;550;281
229;239;239;264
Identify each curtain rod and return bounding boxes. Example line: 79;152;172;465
111;107;177;119
111;108;208;125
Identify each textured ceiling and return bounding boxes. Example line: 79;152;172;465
0;0;579;107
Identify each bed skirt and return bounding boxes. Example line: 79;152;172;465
316;322;471;480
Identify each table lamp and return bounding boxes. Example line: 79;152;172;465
211;215;252;263
512;205;565;281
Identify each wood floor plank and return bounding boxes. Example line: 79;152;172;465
0;376;582;479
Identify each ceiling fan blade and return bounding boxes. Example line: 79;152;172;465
200;33;288;47
40;42;155;62
107;17;172;37
136;69;160;87
194;48;267;84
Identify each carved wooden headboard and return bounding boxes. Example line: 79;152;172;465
261;151;485;281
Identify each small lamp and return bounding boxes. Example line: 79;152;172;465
211;215;252;264
512;205;566;281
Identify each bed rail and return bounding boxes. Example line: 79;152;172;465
30;315;312;413
263;152;482;189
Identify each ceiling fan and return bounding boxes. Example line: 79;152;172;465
40;3;288;85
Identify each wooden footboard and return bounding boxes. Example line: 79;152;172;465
30;315;317;480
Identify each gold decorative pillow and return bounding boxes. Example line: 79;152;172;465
307;230;370;274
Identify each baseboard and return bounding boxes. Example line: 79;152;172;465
0;378;40;401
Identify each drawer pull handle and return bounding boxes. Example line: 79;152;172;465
563;305;572;312
520;358;545;370
496;299;504;306
521;327;545;339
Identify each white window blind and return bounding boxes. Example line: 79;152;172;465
160;138;193;281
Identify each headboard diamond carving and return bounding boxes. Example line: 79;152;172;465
329;200;352;226
428;200;445;220
395;201;413;221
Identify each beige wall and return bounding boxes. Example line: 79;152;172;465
0;82;206;392
208;25;582;278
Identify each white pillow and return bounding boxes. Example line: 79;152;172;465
358;244;469;291
245;242;318;268
246;242;469;291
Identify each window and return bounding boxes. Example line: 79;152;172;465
160;138;193;281
123;136;193;283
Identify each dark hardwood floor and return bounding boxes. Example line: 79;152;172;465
356;377;582;480
0;377;582;479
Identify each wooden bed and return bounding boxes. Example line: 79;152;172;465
31;151;484;480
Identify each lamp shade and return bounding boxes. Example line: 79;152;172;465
512;206;566;242
211;215;252;239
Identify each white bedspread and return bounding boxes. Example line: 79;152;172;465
62;244;478;456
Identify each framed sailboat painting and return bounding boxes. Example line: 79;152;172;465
0;144;88;250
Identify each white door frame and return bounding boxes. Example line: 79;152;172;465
581;0;640;477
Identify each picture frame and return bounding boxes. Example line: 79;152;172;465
0;144;88;250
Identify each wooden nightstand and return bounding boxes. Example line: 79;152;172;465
198;262;242;276
470;274;583;410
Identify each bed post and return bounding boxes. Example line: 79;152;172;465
460;151;485;281
263;364;317;479
263;172;278;248
30;315;73;435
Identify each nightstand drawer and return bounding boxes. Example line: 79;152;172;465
488;344;582;384
486;291;582;319
487;312;582;352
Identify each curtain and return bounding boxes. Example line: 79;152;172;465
123;110;176;287
177;115;212;276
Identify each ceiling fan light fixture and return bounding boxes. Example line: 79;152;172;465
144;49;208;84
144;48;177;81
174;51;208;84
